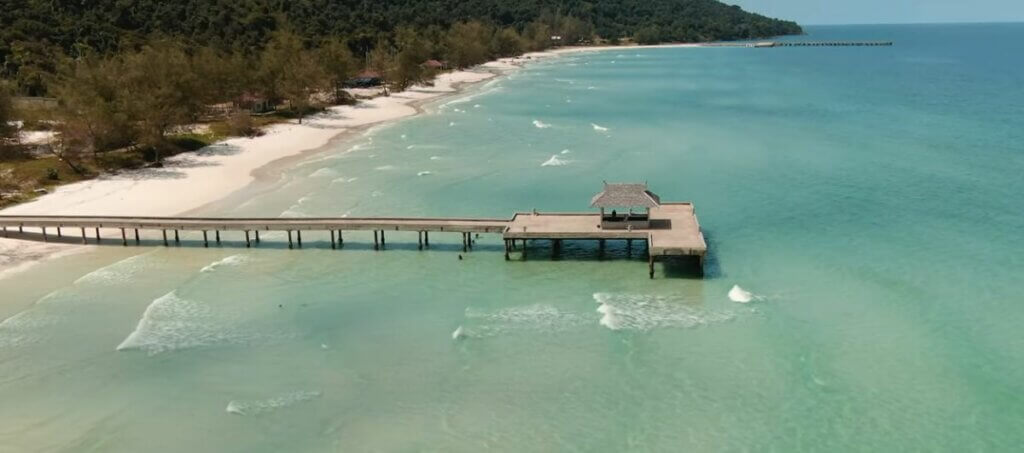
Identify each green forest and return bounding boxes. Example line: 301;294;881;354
2;0;801;95
0;0;799;206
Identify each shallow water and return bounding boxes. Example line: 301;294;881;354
2;24;1024;451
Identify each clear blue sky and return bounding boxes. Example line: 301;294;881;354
728;0;1024;25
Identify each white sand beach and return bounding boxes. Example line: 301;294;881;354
0;69;496;277
0;42;707;278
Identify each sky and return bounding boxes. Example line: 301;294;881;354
728;0;1024;25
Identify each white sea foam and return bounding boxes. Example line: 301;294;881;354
593;293;734;331
554;78;575;85
374;165;396;171
533;120;551;129
449;122;456;127
541;155;570;167
587;86;597;90
461;304;587;338
429;156;441;160
308;167;338;178
451;325;465;340
400;134;407;139
417;171;433;176
117;291;248;355
0;310;57;349
226;390;321;416
591;123;609;132
74;253;154;286
200;254;248;273
560;149;571;154
279;208;309;218
473;104;482;108
728;285;761;303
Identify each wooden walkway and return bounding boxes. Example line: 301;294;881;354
0;207;707;278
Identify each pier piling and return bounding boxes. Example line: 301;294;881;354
246;231;251;248
203;230;209;248
81;227;87;244
121;228;127;246
162;230;168;246
330;230;336;249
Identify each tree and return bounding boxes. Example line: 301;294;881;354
119;40;203;162
317;38;356;104
0;84;16;145
491;28;524;58
52;54;134;156
389;27;430;91
260;30;326;124
446;21;492;69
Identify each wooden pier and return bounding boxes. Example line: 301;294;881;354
756;40;893;48
0;184;708;278
706;41;893;48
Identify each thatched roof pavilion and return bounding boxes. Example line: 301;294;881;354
591;182;661;230
590;182;661;209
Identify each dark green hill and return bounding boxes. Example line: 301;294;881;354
1;0;801;94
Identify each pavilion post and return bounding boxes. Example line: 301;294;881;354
95;227;100;242
175;230;180;244
42;227;47;242
57;227;62;237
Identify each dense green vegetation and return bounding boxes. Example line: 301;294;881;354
1;0;801;95
0;0;799;206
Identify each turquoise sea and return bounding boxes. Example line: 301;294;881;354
2;24;1023;451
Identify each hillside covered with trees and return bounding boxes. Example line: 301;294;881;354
0;0;799;205
1;0;801;95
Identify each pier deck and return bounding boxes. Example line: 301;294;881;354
0;202;706;278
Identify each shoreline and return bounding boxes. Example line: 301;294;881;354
0;67;502;279
0;42;706;279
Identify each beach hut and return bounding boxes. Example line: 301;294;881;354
421;59;448;70
344;70;384;88
590;182;661;230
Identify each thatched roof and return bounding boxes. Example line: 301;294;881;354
590;182;661;208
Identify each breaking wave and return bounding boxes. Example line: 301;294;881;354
74;253;154;286
591;123;610;132
308;167;338;178
116;291;249;355
460;304;588;338
226;390;321;416
593;293;734;331
417;171;433;176
200;254;248;273
728;285;762;303
541;155;570;167
533;120;552;129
